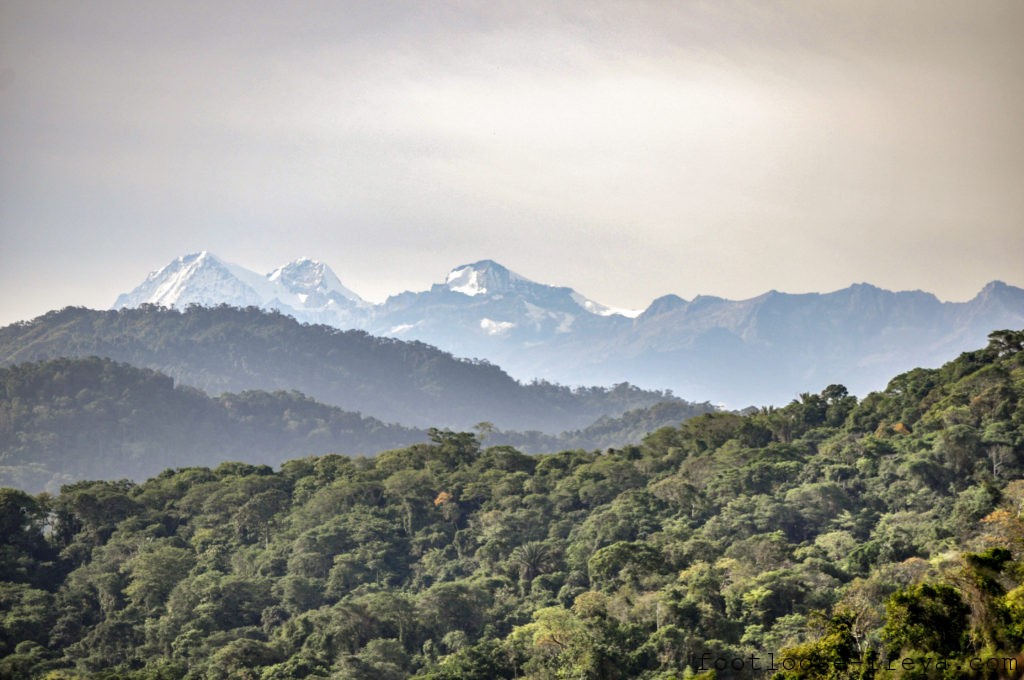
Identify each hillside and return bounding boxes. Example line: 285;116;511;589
1;330;1022;678
0;357;428;492
0;306;678;433
0;358;716;492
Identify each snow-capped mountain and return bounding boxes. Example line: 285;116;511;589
376;259;635;338
444;260;531;297
112;253;1024;406
438;260;640;316
113;252;263;309
268;257;363;306
363;260;638;368
113;252;368;326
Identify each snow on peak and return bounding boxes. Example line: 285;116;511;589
446;266;487;296
445;260;531;297
570;291;642;318
268;258;363;304
113;252;367;322
442;260;638;316
113;251;265;310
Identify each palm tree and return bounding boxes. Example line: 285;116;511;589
511;541;555;594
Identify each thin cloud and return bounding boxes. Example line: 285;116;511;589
1;1;1021;323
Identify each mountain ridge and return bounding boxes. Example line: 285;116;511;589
0;305;682;434
110;252;1024;405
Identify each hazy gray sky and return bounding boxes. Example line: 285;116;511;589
2;1;1022;325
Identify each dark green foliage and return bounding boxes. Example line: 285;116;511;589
882;583;970;655
0;356;427;491
0;355;714;491
0;330;1021;678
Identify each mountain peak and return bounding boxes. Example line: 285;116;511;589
175;250;216;267
267;258;363;304
159;250;209;271
972;280;1024;306
113;251;260;310
114;252;367;322
979;280;1012;295
444;260;531;297
639;294;688;318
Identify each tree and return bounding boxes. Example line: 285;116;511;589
510;542;556;594
123;544;195;612
987;329;1024;357
588;541;663;591
416;580;491;639
205;638;282;679
417;637;515;679
0;488;53;585
772;612;860;680
882;583;969;656
384;469;436;535
428;429;481;469
232;488;289;547
0;583;55;656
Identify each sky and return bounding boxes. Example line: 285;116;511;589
1;1;1022;326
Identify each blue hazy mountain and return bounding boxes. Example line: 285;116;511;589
113;253;1024;406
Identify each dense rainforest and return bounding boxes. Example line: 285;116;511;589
0;357;424;491
1;330;1023;679
0;306;682;432
0;357;715;492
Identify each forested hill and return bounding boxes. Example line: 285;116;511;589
0;357;428;492
0;358;716;492
1;330;1022;679
0;306;682;433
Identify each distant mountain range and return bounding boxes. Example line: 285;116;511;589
112;252;1024;405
